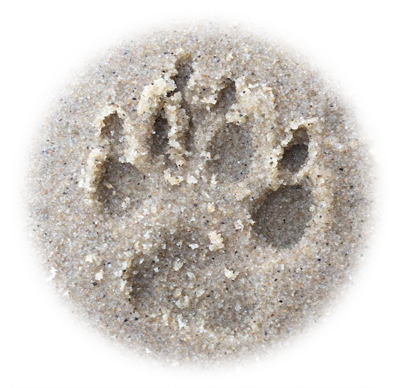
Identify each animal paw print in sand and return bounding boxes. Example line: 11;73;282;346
82;53;333;332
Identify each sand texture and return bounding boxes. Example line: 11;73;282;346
27;24;373;365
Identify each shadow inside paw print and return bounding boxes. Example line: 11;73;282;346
252;185;312;249
150;114;169;158
206;79;254;181
127;233;259;332
128;233;208;318
279;127;310;172
95;113;150;216
213;79;236;115
207;123;254;182
249;125;313;248
85;54;317;327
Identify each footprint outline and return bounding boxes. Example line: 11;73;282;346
81;54;335;330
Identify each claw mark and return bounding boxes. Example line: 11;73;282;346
206;78;254;182
172;60;193;94
279;127;310;172
82;111;148;214
213;79;236;115
150;113;170;158
129;54;194;171
246;117;319;248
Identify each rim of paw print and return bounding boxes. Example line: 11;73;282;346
83;53;333;335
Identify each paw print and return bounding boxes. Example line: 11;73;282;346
81;53;333;332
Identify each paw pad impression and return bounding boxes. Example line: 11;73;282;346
29;25;373;365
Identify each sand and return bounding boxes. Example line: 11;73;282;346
26;23;374;366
